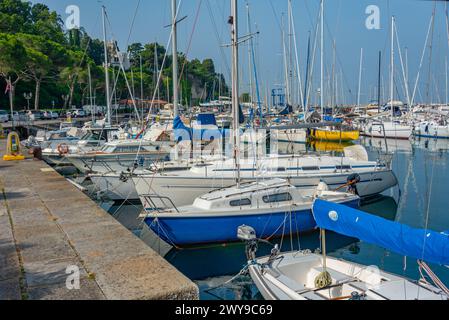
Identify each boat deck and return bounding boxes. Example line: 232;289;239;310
0;140;198;300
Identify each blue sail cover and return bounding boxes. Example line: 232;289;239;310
193;113;222;141
313;199;449;266
174;115;222;142
173;116;192;142
323;115;343;123
197;113;217;126
239;104;245;124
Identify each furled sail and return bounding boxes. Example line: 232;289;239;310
313;199;449;266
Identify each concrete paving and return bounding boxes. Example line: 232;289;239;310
0;140;198;300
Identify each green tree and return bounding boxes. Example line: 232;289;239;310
0;33;27;110
60;50;86;109
0;0;32;34
30;3;65;43
20;34;67;110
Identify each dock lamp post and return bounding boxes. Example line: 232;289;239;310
24;92;32;111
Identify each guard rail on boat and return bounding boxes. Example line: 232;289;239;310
141;194;180;213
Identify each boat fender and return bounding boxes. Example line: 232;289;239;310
314;182;329;197
57;143;69;155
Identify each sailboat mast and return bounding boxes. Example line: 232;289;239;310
231;0;241;186
390;16;395;120
172;0;179;117
282;14;291;106
320;0;324;119
377;51;382;113
154;42;160;102
246;2;254;109
88;63;94;122
289;0;305;112
140;54;144;122
102;6;112;125
288;0;293;105
357;48;363;107
303;31;311;119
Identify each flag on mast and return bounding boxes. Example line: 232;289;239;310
4;82;11;94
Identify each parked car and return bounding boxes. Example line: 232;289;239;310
72;109;86;118
42;111;51;119
27;111;43;121
41;111;58;120
0;110;9;123
49;111;59;119
12;111;28;122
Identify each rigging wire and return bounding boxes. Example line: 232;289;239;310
205;0;231;80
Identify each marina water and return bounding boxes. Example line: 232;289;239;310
102;137;449;300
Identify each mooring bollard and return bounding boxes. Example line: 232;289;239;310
3;131;25;161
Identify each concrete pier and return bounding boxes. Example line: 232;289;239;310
0;141;198;300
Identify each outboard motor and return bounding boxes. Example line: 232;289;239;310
237;225;258;261
346;173;361;195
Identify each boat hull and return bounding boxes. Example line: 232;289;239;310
414;122;449;139
361;122;412;140
89;174;139;201
134;170;398;207
145;199;360;246
309;128;359;142
272;128;307;143
67;152;169;174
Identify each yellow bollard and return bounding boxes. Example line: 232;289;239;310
3;131;25;161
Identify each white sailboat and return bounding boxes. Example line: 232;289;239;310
246;199;449;300
131;11;398;207
139;1;359;247
361;17;412;140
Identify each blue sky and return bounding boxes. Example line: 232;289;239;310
33;0;448;105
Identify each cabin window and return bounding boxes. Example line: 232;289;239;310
262;193;292;203
302;166;320;171
230;198;251;207
336;165;351;170
115;146;139;153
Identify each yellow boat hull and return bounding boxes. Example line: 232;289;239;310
309;128;359;142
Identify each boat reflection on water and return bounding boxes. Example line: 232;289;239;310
308;140;354;153
360;195;398;220
274;141;307;155
361;136;412;154
413;137;449;154
164;230;359;281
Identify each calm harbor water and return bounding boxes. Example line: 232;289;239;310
103;137;449;300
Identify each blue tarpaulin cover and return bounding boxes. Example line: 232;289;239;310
323;115;343;123
313;199;449;266
173;115;222;142
173;116;192;142
197;113;217;126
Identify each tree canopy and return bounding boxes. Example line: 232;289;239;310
0;0;228;111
